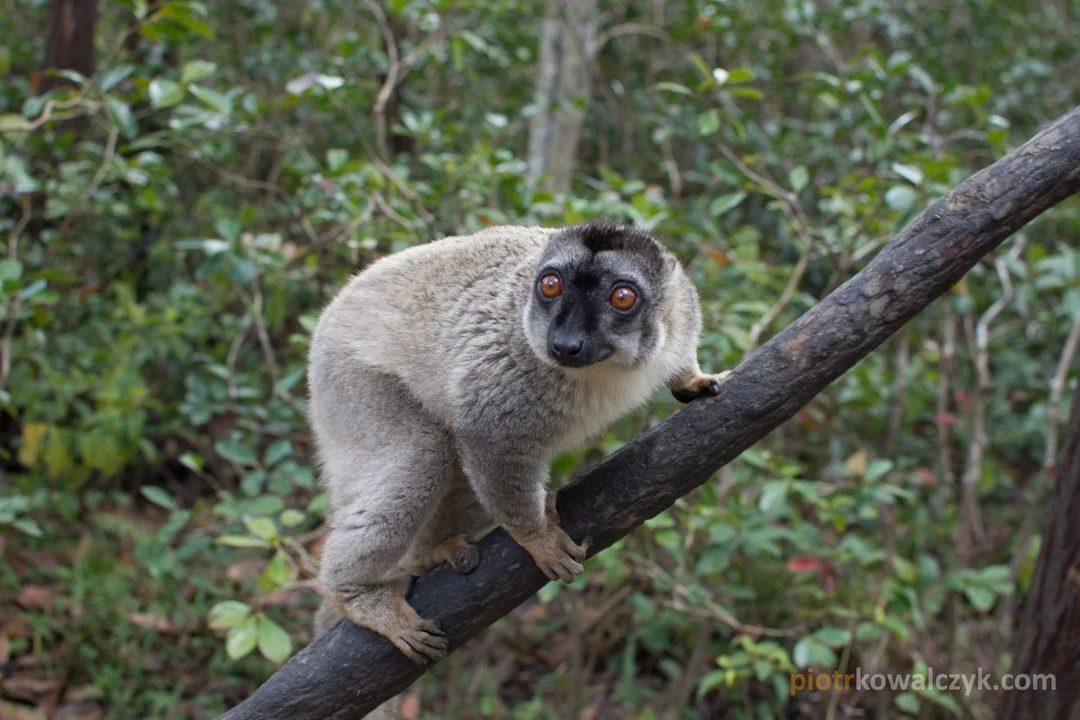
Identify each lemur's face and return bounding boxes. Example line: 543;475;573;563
524;223;673;370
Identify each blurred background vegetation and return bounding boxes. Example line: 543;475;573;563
2;0;1079;718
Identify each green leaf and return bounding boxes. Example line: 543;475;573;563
895;693;919;714
149;79;184;108
698;669;734;697
215;440;259;467
216;535;271;548
226;615;258;659
141;485;179;511
257;615;293;663
263;440;292;468
208;600;251;630
326;148;348;172
697;109;720;136
726;67;755;84
259;549;296;592
728;87;764;100
891;162;924;185
19;279;47;301
246;495;284;517
759;481;789;513
99;65;135;92
227;256;258;285
654;81;693;96
789;166;809;193
280;509;305;528
709;191;747;217
178;452;203;472
181;59;216;84
963;586;996;612
813;627;851;648
244;516;278;541
189;85;232;115
885;185;919;212
792;638;836;668
104;97;138;139
865;459;894;482
0;259;22;283
12;519;42;537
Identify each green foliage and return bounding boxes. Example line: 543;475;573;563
1;0;1078;717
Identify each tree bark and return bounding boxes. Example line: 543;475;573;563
40;0;99;93
219;106;1080;720
525;0;598;194
1001;379;1080;719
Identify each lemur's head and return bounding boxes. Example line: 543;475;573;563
524;221;679;370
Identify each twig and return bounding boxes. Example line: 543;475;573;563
233;280;306;418
328;95;436;238
225;317;252;400
0;97;101;134
175;148;283;193
960;239;1025;549
748;241;812;347
715;141;812;234
631;554;799;638
363;0;399;162
57;124;119;240
666;620;714;719
596;22;669;50
0;199;32;392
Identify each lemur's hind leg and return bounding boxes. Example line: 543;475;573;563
667;367;732;404
314;369;454;664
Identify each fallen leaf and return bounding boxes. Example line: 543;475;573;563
15;586;55;611
0;673;58;701
129;613;179;634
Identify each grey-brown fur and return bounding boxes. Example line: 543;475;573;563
308;223;726;715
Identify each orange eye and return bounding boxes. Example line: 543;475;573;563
539;273;562;299
611;286;638;311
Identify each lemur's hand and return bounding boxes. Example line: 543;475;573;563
670;370;732;404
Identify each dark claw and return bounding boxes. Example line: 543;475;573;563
672;379;722;404
449;542;480;574
672;387;699;404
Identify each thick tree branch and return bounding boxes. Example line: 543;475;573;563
219;106;1080;720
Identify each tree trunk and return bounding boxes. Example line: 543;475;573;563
526;0;598;194
40;0;99;93
1001;379;1080;719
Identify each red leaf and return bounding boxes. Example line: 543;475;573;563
935;411;959;426
786;556;821;573
913;467;937;486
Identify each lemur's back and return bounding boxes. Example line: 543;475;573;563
308;226;553;426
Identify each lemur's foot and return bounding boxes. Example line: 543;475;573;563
443;535;481;574
508;492;590;583
336;582;448;664
670;370;732;404
401;534;480;576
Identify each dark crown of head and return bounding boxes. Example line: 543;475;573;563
562;221;667;265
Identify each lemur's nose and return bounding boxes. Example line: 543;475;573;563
550;336;584;360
